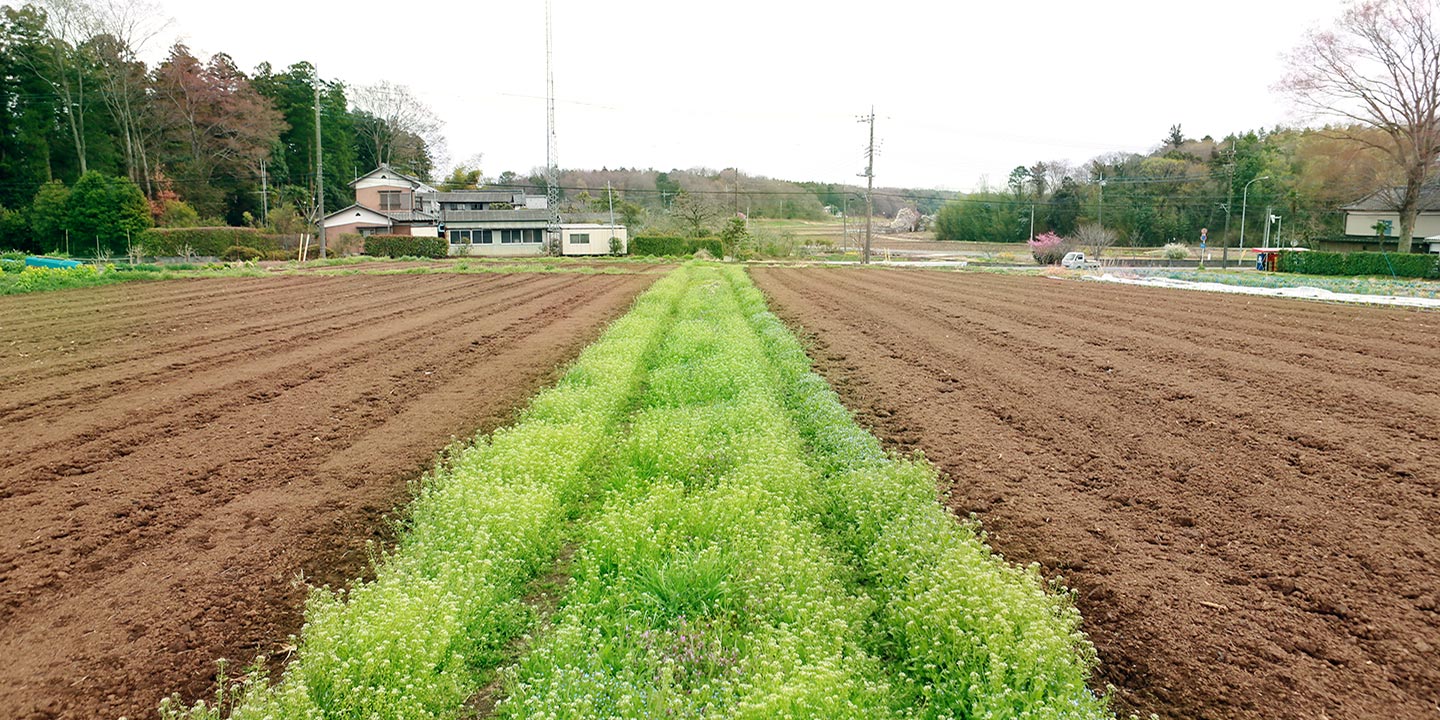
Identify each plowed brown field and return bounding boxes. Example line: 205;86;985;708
0;272;655;719
751;267;1440;720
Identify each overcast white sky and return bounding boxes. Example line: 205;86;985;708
148;0;1350;191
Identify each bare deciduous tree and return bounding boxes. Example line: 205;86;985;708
85;0;169;194
29;0;93;172
669;191;720;238
351;81;446;177
1281;0;1440;253
1073;222;1118;257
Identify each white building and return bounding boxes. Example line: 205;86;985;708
559;224;627;256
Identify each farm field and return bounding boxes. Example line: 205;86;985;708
750;267;1440;720
0;272;657;719
156;264;1106;720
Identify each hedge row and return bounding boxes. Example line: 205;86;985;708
140;227;285;257
361;234;448;259
1277;250;1440;279
630;235;723;257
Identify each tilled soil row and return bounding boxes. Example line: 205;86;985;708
0;273;656;720
750;267;1440;720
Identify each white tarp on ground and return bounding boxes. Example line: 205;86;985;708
1085;273;1440;309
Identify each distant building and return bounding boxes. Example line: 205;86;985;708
323;164;629;256
322;164;441;238
1327;186;1440;253
559;223;628;256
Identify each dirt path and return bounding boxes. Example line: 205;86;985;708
750;267;1440;720
0;273;655;720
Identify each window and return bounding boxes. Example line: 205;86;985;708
571;233;590;244
379;191;404;211
479;230;493;244
499;229;541;244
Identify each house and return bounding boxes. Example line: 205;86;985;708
322;164;441;238
323;164;629;256
437;190;550;257
1330;186;1440;253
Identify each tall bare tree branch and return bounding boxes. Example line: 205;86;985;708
1281;0;1440;252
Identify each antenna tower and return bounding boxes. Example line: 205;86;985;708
545;0;560;249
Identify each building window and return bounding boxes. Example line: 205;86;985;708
571;233;590;244
479;230;493;244
379;191;404;211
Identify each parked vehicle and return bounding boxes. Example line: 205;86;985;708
1061;251;1100;270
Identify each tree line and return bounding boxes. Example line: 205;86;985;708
935;124;1390;249
0;0;443;254
939;0;1440;253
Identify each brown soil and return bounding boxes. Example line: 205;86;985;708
0;272;655;719
750;267;1440;720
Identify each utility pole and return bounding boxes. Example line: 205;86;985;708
544;0;560;252
1263;207;1273;248
1029;204;1036;242
314;81;326;259
260;158;269;228
859;106;875;265
607;180;616;249
1097;172;1106;229
1238;175;1268;260
1221;140;1234;268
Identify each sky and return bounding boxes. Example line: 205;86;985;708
144;0;1352;192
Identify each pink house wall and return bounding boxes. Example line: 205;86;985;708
355;185;413;212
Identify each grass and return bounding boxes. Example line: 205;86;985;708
0;253;672;296
0;261;272;295
161;263;1110;720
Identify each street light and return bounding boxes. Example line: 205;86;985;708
1238;175;1269;260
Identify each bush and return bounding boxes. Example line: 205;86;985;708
221;245;264;262
362;234;448;259
1277;250;1440;278
631;235;723;257
1027;232;1069;265
141;227;284;257
1162;243;1190;260
155;199;202;228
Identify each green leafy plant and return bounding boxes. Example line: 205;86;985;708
1277;249;1438;278
631;236;723;257
362;235;448;259
220;245;264;262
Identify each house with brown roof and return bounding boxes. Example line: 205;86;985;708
322;164;441;238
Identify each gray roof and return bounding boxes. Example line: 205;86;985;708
441;208;550;223
1343;185;1440;212
435;190;527;204
349;163;431;190
322;204;436;223
382;210;438;223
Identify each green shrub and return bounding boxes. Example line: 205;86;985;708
1;250;24;273
631;235;723;257
1277;250;1439;278
362;234;448;259
141;227;284;257
220;246;264;262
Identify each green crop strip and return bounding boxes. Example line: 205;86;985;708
162;263;1110;720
